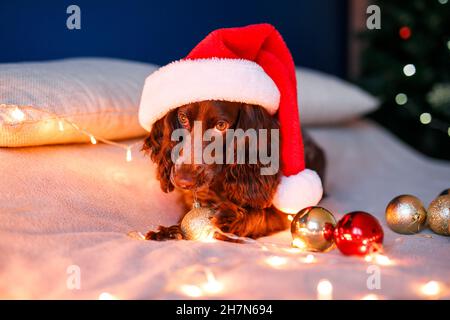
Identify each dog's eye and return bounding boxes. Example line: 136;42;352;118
215;120;229;132
178;112;189;127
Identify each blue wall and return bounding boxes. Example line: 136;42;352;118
0;0;348;77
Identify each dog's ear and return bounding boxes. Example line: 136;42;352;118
143;110;179;193
223;104;280;208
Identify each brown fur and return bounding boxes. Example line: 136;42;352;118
142;100;326;241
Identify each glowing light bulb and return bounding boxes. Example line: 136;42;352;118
317;279;333;300
202;270;223;294
283;247;302;254
10;107;25;122
58;120;64;131
179;284;202;297
361;294;380;300
199;233;216;243
265;256;287;268
403;64;416;76
287;215;294;221
292;238;307;250
303;254;316;264
365;253;393;266
126;148;132;162
420;281;442;297
98;292;117;300
374;254;392;266
420;113;432;125
90;135;97;144
395;93;408;105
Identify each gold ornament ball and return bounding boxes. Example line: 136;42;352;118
427;195;450;236
180;204;216;241
385;195;427;234
291;206;336;252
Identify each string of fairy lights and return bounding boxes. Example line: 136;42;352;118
1;102;448;299
0;103;141;161
126;229;447;300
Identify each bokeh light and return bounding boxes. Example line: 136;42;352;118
9;107;25;122
98;292;117;300
395;93;408;105
202;270;223;294
317;279;333;300
399;26;411;40
179;284;203;297
403;64;416;76
419;113;432;124
303;254;316;263
420;281;442;297
361;293;380;300
265;256;287;268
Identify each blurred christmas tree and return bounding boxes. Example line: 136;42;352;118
359;0;450;159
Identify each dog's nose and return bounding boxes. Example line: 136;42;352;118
173;174;196;189
172;165;198;190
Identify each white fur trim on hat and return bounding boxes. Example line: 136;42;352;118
139;58;280;131
272;169;323;214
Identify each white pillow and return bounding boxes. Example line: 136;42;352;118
0;58;156;147
296;67;378;125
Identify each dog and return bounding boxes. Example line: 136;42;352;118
143;100;326;241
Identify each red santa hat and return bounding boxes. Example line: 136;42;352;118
139;23;323;214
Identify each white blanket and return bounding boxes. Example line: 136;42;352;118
0;120;449;299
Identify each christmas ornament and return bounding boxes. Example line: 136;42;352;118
334;211;384;256
291;206;336;252
385;195;427;234
180;201;216;241
427;195;450;236
138;23;323;215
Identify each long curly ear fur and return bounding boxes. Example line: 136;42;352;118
142;110;179;193
223;104;281;209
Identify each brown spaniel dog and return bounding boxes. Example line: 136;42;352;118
143;100;325;241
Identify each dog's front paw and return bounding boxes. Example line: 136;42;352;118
145;225;183;241
210;203;245;240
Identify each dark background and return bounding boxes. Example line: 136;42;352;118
0;0;348;77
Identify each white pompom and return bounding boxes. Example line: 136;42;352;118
272;169;323;214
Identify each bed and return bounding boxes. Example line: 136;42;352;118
1;118;449;299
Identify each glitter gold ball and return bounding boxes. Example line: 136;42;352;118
385;195;427;234
180;205;216;240
427;195;450;236
291;206;336;252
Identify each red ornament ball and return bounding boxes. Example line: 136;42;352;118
333;211;384;256
399;26;411;40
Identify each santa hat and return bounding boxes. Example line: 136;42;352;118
139;23;323;214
